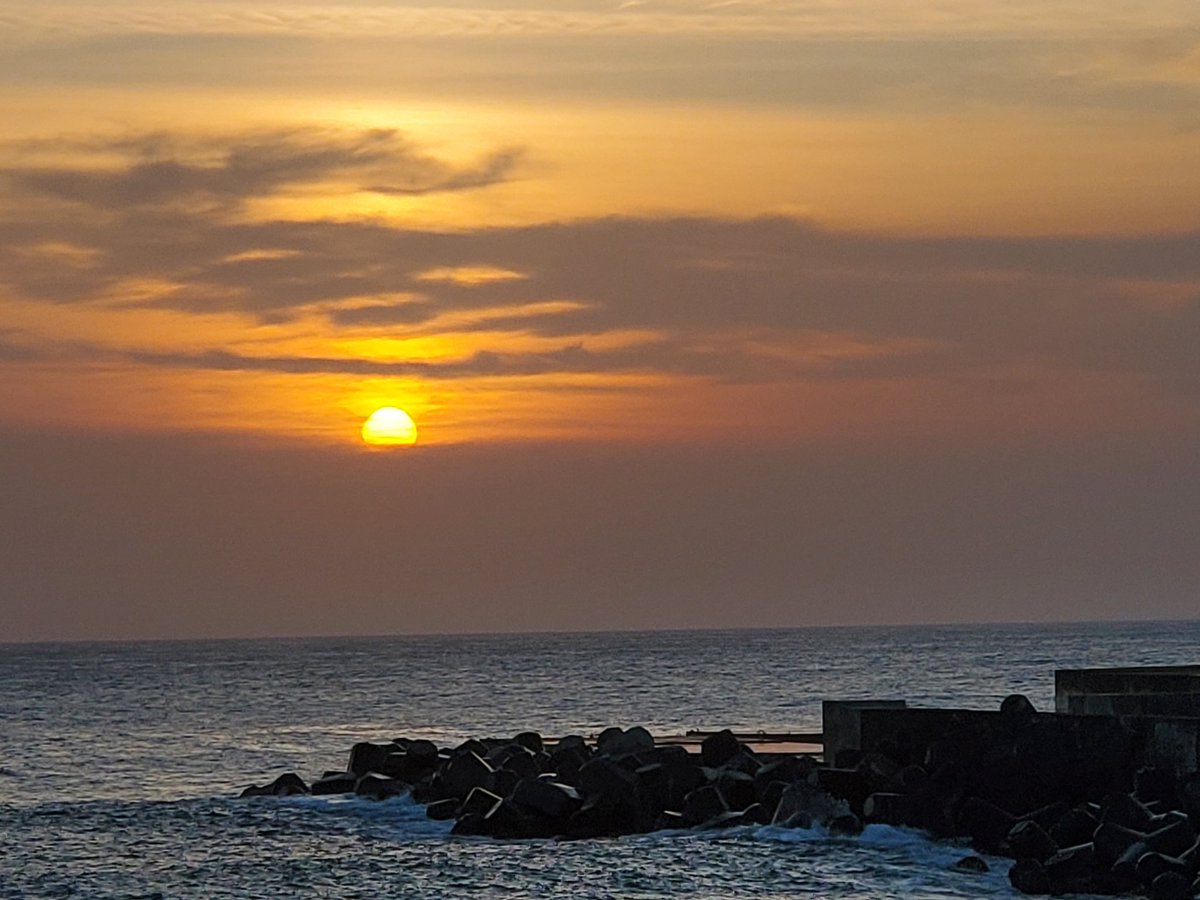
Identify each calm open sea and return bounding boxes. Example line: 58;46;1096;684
2;621;1198;898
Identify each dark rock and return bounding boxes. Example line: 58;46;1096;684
816;767;870;816
426;797;460;821
355;772;405;800
834;748;864;769
492;744;540;778
1148;811;1192;831
699;809;746;830
917;761;967;837
1180;839;1200;876
633;762;670;815
662;759;706;810
311;772;357;795
454;739;488;757
1148;817;1199;859
999;694;1037;727
828;813;864;837
1024;800;1069;831
514;731;544;754
858;752;902;792
407;739;439;763
1094;821;1148;866
863;792;917;827
741;802;771;826
491;768;521;798
270;772;310;797
653;810;685;831
759;781;789;820
595;727;625;752
1010;858;1051;895
565;793;639;839
953;855;989;873
380;751;425;782
1137;852;1191;888
1150;871;1193;900
889;765;929;795
681;784;728;827
510;778;581;821
240;771;308;798
483;797;556;839
872;737;903;762
1112;838;1152;879
460;786;503;818
957;797;1017;854
1180;774;1200;820
1101;792;1155;831
552;735;589;754
410;779;442;805
650;745;692;766
1050;806;1099;848
754;757;813;794
348;742;393;777
714;769;756;812
722;751;762;776
441;752;495;800
701;730;742;768
549;745;589;783
1137;768;1180;807
450;812;487;836
598;726;655;757
1008;819;1058;864
578;757;637;803
616;752;651;773
1042;842;1101;895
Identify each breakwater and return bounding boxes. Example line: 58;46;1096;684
241;666;1200;899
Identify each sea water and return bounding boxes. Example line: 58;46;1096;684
2;621;1198;898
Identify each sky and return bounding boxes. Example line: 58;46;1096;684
1;1;1198;641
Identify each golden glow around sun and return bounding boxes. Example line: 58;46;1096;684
361;406;419;446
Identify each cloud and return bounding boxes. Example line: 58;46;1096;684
2;1;1195;42
365;148;523;196
121;345;634;379
2;129;521;214
2;130;1200;398
0;330;41;361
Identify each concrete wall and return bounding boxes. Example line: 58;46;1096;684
821;700;906;766
1060;693;1200;718
1056;665;1200;714
1144;717;1200;773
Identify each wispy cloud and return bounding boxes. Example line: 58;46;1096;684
2;129;521;215
2;128;1199;400
1;1;1195;41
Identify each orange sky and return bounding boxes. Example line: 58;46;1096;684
1;1;1198;639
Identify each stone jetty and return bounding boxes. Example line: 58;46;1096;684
241;726;851;838
240;664;1200;899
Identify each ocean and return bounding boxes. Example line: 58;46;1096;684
2;621;1198;898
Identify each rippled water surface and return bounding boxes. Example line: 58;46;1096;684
2;621;1198;897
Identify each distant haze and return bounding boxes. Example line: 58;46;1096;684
2;426;1196;642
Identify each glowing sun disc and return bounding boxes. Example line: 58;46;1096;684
362;407;418;446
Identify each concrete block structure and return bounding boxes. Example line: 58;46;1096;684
1055;664;1200;716
823;664;1200;779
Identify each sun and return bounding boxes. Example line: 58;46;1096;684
361;407;419;447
